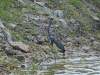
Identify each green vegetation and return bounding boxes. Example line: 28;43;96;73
68;0;82;9
0;0;14;21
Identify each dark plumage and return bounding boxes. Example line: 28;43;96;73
47;16;65;53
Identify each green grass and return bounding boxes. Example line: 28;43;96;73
88;0;100;5
68;0;82;9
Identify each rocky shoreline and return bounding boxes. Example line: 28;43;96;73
0;0;100;74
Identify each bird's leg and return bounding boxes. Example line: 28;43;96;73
54;51;56;66
49;43;57;66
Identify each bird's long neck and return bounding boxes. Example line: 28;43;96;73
47;18;51;39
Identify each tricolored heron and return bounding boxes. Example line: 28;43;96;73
46;16;65;54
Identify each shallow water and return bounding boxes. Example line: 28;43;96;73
37;56;100;75
10;56;100;75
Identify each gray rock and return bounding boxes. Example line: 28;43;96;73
90;13;99;21
67;42;72;46
0;19;5;29
73;25;80;34
69;19;76;24
58;19;68;28
93;41;99;46
5;47;15;55
36;34;42;39
54;10;63;17
18;0;25;5
8;38;30;52
33;33;45;43
25;36;36;41
1;29;12;40
36;2;45;7
37;36;47;44
1;43;10;50
82;45;91;51
0;43;3;46
66;37;72;42
90;37;95;42
9;23;17;28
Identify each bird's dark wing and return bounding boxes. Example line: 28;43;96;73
54;38;65;53
50;36;65;53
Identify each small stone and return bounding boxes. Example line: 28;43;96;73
58;19;68;28
90;13;99;21
90;37;95;42
69;19;76;23
66;37;72;42
54;25;59;28
2;43;10;49
0;18;5;29
0;43;3;46
84;50;89;53
93;41;99;46
18;0;25;5
82;45;90;51
25;36;36;41
36;2;45;7
9;23;17;28
37;36;47;44
67;42;72;46
54;10;63;17
1;29;12;39
5;47;15;55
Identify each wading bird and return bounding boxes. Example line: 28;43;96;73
46;16;65;53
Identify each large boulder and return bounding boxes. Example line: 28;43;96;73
8;38;30;52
